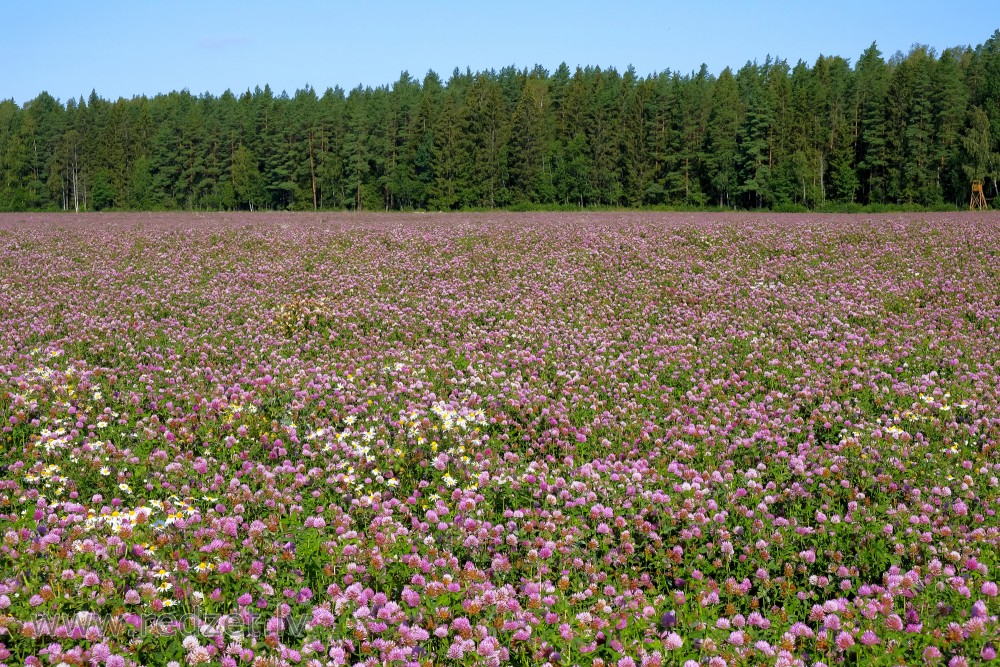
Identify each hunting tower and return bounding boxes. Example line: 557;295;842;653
970;180;988;210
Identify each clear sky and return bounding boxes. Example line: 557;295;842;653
2;0;994;106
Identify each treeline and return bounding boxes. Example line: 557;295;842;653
2;34;1000;212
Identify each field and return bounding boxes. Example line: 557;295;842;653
1;211;999;667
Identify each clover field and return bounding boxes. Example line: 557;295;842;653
1;211;999;667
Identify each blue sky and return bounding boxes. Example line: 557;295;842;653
2;0;993;105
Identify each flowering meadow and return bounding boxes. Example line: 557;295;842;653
2;211;1000;667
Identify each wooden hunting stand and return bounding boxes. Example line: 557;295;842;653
970;180;989;210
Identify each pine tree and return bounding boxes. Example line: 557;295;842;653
736;60;771;208
586;67;624;205
642;71;675;205
508;72;551;204
316;86;348;208
705;68;742;207
343;87;373;211
855;43;890;204
933;48;971;204
0;99;32;210
231;144;263;210
620;70;655;207
429;93;462;210
962;106;993;184
396;71;442;209
556;132;592;206
890;48;936;204
460;73;509;207
666;66;711;206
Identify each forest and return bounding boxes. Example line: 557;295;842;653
1;33;999;212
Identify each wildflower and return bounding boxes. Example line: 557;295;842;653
922;646;943;662
91;644;111;662
187;646;211;664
